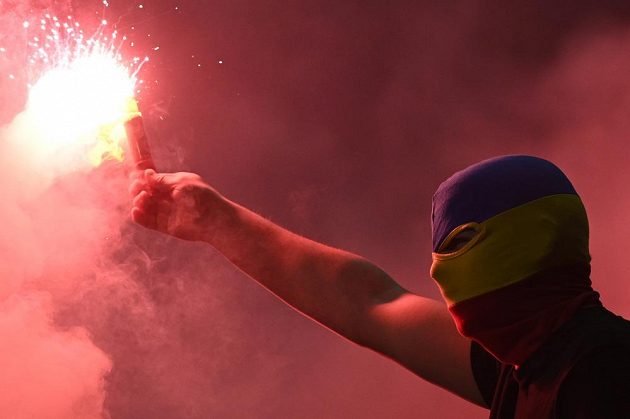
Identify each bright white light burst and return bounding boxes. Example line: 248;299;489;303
22;14;146;166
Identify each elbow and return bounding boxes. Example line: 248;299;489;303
334;257;406;347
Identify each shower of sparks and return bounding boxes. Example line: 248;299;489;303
5;12;149;167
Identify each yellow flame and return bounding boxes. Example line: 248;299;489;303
27;53;139;167
88;97;142;166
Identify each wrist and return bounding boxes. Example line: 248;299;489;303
196;188;237;243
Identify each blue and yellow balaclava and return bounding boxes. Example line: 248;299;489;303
430;155;600;366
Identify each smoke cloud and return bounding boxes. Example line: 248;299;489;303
0;111;113;417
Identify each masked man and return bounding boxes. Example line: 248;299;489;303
130;155;630;418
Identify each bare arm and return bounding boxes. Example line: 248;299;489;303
130;170;486;406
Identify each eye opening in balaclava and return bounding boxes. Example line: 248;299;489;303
435;222;484;256
430;155;600;366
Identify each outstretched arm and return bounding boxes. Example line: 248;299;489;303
130;169;486;406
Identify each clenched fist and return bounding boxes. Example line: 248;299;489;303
129;169;225;241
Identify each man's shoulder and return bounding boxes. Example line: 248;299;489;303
556;306;630;349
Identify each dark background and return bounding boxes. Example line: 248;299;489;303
3;1;630;418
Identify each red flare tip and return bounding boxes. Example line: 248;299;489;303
124;116;156;171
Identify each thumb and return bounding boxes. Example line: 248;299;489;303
145;169;173;193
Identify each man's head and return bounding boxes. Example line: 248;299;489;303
430;155;599;365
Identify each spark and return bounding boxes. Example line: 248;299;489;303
22;15;148;167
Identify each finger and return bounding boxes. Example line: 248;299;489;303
134;189;154;208
146;170;175;194
129;179;148;197
133;190;160;229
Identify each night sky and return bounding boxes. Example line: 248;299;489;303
2;1;630;418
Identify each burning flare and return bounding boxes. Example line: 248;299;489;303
28;54;138;166
15;14;148;169
125;113;156;171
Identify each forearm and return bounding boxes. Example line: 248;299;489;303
199;192;404;344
